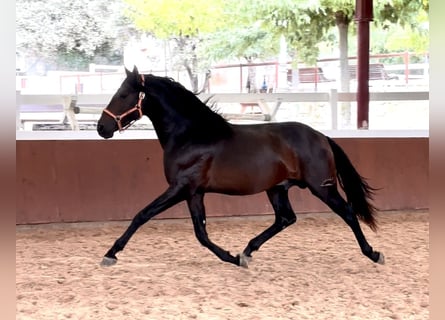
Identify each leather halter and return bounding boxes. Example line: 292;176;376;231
102;75;145;132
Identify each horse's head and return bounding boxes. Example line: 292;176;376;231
97;66;146;139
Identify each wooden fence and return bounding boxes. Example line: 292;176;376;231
17;136;429;224
16;90;429;131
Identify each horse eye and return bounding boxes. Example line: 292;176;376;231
116;89;128;99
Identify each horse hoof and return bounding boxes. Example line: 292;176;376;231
100;256;117;267
377;252;385;265
237;253;251;268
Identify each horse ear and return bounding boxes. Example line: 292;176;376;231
124;66;143;87
125;65;139;77
125;67;132;77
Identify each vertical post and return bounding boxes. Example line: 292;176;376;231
314;65;319;92
16;90;21;131
330;89;338;130
63;96;79;131
240;64;243;93
355;0;373;129
275;61;279;91
100;73;103;93
277;35;289;92
404;51;410;85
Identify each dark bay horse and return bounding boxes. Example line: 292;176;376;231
97;66;384;268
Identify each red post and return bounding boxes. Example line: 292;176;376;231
355;0;373;129
404;51;410;85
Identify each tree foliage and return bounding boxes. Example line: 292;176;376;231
16;0;429;83
252;0;428;91
202;24;281;92
123;0;239;92
16;0;132;71
251;0;340;65
124;0;231;38
254;0;429;65
371;8;429;55
203;24;279;63
376;0;429;30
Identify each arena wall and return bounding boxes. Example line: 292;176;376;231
16;137;428;224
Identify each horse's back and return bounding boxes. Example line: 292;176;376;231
232;121;331;158
205;122;334;194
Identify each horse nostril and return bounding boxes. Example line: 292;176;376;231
97;123;114;139
97;124;107;136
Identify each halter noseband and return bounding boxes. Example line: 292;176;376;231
102;75;145;132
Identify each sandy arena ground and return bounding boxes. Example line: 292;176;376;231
16;210;428;320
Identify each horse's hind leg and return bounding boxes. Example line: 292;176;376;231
310;185;384;264
239;185;296;267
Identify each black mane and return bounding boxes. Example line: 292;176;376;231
145;75;233;143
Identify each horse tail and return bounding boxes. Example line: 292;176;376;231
326;137;379;231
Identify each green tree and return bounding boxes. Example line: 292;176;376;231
255;0;429;92
251;0;428;126
124;0;234;93
371;8;429;54
16;0;133;72
200;0;286;92
204;24;280;92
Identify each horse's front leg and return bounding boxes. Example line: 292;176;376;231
101;185;186;266
187;193;240;266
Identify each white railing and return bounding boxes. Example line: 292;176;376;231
16;90;429;131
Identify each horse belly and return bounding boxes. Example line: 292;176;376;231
207;157;289;195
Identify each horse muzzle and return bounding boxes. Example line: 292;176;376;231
97;123;115;139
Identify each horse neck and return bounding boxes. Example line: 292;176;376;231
140;75;232;148
140;88;192;148
142;92;231;148
142;105;179;149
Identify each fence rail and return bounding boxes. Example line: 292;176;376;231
16;90;429;131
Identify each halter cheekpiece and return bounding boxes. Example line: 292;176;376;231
102;74;145;132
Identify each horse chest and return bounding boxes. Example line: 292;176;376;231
163;149;213;185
